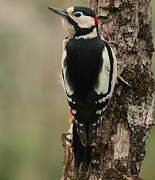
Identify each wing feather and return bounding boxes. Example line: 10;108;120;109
61;39;74;96
94;40;117;100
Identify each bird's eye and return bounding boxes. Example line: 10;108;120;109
74;13;81;17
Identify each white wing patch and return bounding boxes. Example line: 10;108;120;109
61;44;73;96
60;49;67;89
95;46;111;95
109;49;117;97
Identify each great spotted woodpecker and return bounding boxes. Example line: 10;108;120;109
48;6;117;170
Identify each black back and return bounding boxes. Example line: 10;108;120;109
65;37;104;99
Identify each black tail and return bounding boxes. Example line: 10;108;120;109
73;123;92;171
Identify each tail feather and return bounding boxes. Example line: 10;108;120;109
88;120;100;146
74;119;87;147
73;123;92;170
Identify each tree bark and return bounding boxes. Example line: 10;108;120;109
61;0;154;179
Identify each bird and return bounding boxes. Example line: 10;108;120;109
48;6;117;170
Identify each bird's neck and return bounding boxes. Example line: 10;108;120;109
66;25;98;40
74;27;98;40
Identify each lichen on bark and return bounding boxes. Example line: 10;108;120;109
61;0;154;179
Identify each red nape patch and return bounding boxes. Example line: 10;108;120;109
93;16;98;25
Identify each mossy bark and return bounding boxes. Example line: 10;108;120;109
61;0;154;179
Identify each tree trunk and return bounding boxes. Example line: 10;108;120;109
61;0;154;179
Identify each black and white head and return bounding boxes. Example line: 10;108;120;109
48;6;98;39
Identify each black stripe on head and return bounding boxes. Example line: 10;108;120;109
73;6;96;17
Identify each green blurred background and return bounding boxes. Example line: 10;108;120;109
0;0;154;179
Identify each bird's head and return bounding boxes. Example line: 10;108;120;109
48;6;98;39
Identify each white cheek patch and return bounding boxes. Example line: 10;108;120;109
73;16;95;29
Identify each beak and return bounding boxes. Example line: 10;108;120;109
48;7;68;18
